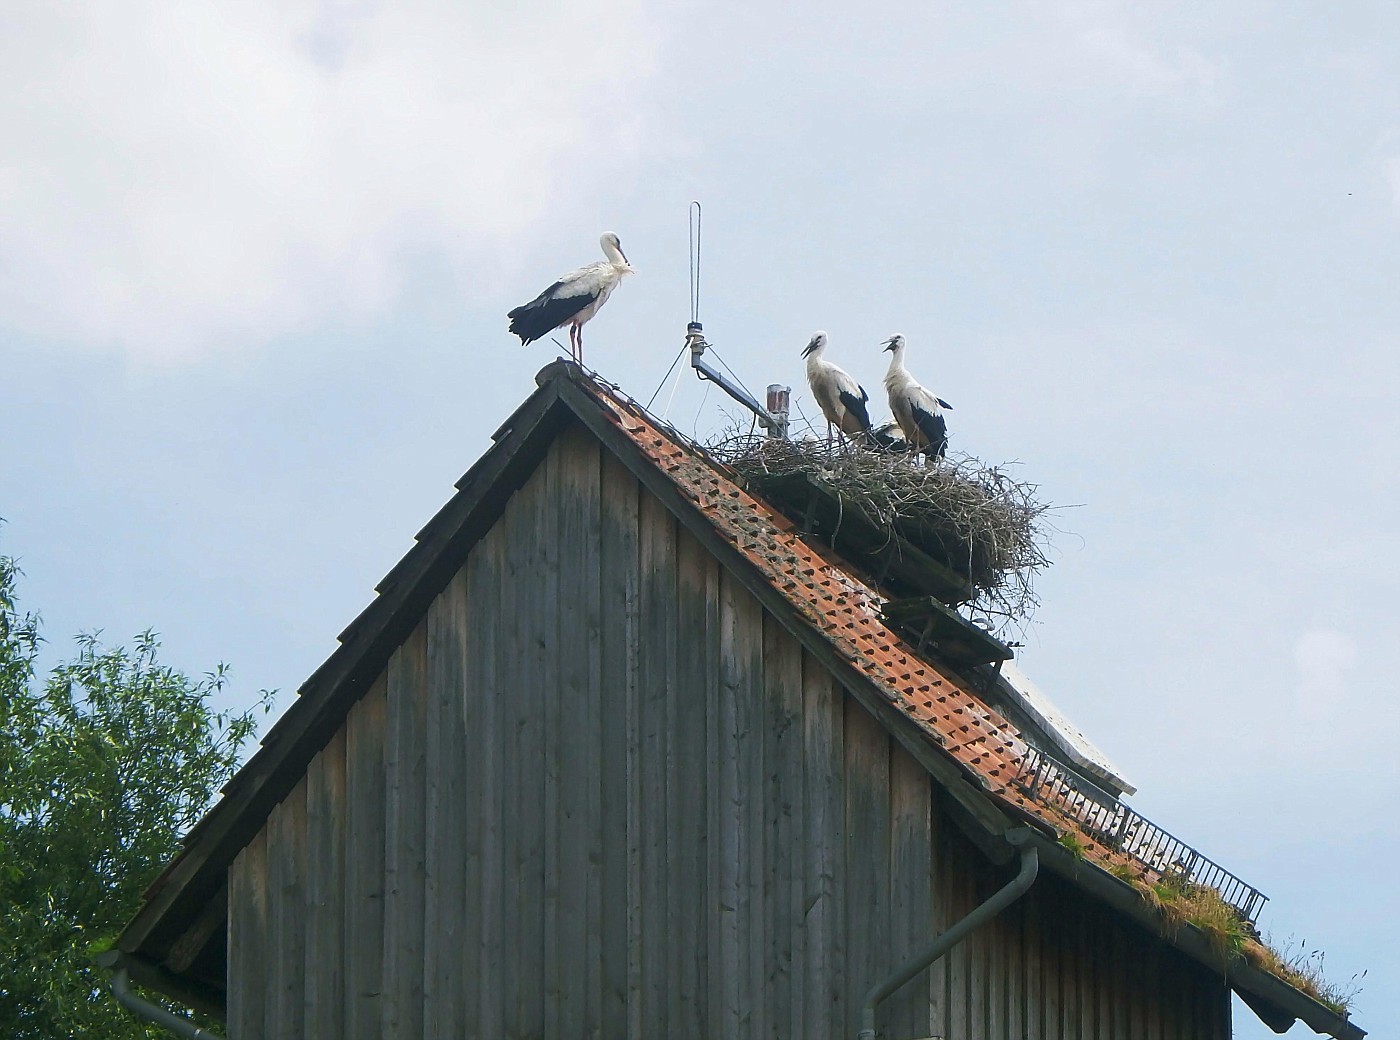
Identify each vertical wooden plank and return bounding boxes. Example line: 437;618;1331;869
382;624;428;1039
762;614;803;1040
674;527;715;1040
343;678;386;1040
887;745;932;1040
637;490;675;1035
598;453;637;1040
738;583;767;1040
623;477;647;1040
1093;910;1112;1040
581;443;607;1040
514;460;550;1040
843;697;890;1040
1087;912;1102;1040
1043;880;1062;1040
1126;919;1146;1040
556;428;603;1039
1212;970;1231;1040
460;542;489;1036
1108;918;1127;1040
425;570;469;1038
985;902;1006;1040
305;729;346;1040
539;441;565;1040
229;829;269;1040
473;525;506;1040
268;780;307;1040
1061;874;1079;1040
421;597;444;1038
1005;895;1026;1040
967;856;988;1040
716;568;757;1040
492;494;523;1040
925;788;949;1040
779;624;808;1040
950;857;971;1038
703;544;726;1040
801;656;845;1040
1145;934;1165;1040
488;475;536;1040
1023;876;1043;1040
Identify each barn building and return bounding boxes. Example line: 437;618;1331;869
108;362;1363;1039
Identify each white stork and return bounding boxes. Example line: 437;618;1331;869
882;334;952;459
508;232;633;363
802;331;875;446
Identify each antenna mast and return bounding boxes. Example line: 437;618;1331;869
685;202;790;438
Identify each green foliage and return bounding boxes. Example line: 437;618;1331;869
1057;830;1089;860
0;549;271;1038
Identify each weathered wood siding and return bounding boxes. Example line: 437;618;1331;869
228;422;1229;1039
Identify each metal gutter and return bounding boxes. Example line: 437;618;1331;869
96;957;224;1040
857;828;1040;1040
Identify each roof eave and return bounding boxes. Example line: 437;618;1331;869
1019;832;1365;1040
119;370;575;970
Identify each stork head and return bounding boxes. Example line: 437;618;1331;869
801;331;828;358
600;232;630;268
881;333;906;354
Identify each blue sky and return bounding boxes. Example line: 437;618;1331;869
3;2;1396;1033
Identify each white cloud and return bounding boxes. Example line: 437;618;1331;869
0;1;662;358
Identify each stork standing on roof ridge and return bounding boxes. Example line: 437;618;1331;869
801;331;876;447
508;232;634;364
883;333;951;459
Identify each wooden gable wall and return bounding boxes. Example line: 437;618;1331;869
226;421;1229;1040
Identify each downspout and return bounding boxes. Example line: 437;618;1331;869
857;828;1040;1040
108;968;225;1040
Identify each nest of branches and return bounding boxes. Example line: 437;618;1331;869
709;433;1053;626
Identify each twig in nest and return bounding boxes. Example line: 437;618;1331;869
707;433;1053;629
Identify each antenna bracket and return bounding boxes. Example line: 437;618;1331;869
686;322;789;438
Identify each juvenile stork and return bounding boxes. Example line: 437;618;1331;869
507;232;633;363
801;332;876;446
882;334;952;459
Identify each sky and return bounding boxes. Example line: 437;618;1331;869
3;1;1396;1033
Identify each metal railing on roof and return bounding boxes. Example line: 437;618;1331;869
1014;745;1269;923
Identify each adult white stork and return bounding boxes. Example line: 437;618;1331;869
882;334;952;459
801;331;875;445
507;232;633;363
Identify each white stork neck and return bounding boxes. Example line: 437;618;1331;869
885;346;911;386
601;239;629;268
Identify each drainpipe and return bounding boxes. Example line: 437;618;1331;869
857;828;1040;1040
108;968;225;1040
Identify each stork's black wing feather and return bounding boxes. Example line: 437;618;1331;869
838;386;873;433
507;281;590;345
910;403;948;457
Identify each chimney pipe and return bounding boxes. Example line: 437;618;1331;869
765;384;791;439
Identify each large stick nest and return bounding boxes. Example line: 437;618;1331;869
709;433;1053;627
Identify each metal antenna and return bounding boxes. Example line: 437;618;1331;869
689;201;702;324
683;201;790;438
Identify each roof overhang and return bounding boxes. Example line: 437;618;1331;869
1012;831;1364;1039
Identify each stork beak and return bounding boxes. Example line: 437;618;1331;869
801;340;818;358
881;339;896;352
619;248;631;267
